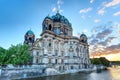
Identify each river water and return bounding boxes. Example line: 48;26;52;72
24;68;120;80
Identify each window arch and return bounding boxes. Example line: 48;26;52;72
48;24;52;30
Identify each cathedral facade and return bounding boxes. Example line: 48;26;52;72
24;12;91;71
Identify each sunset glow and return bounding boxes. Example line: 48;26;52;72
90;53;120;61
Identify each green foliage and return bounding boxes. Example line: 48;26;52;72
0;44;32;65
91;57;110;66
99;57;110;66
90;58;102;65
0;47;7;65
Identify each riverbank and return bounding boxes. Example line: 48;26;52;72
19;67;120;80
0;69;93;80
0;65;107;80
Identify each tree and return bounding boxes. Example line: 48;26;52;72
99;57;110;66
91;58;101;65
9;44;32;65
90;57;110;66
0;44;32;66
0;47;7;65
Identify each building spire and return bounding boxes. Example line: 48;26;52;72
48;14;50;17
57;0;62;13
57;9;59;13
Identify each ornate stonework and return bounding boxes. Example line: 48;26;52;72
25;12;91;71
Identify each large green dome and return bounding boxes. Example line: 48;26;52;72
51;13;71;27
44;13;72;27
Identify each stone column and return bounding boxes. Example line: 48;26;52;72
33;51;36;64
58;41;60;56
52;40;55;55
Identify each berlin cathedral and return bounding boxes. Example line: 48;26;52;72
24;12;91;71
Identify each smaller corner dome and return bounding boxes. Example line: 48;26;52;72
26;30;34;35
80;33;87;37
44;14;52;21
45;16;52;20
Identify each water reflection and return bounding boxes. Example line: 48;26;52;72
88;70;112;80
109;68;120;80
20;68;120;80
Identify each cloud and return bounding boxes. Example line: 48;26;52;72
91;26;103;33
98;41;107;46
91;23;113;40
97;37;116;46
52;7;63;13
89;22;120;57
79;7;92;13
83;29;88;33
113;11;120;16
81;15;85;19
118;31;120;34
97;0;120;15
98;8;105;15
89;39;99;45
105;53;120;61
105;0;120;7
90;35;115;49
113;22;120;34
90;0;94;3
52;0;63;13
90;43;120;57
94;19;101;23
52;7;57;12
105;43;120;54
96;29;112;39
57;0;63;10
105;37;116;43
57;0;63;5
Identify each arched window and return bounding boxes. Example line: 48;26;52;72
64;29;68;35
49;58;51;63
48;24;52;30
36;59;39;64
29;37;32;42
54;28;60;35
71;66;73;69
63;66;65;70
79;66;81;69
62;59;64;63
44;24;48;30
59;66;61;70
61;51;64;56
49;43;51;47
36;52;39;56
43;25;46;31
55;59;57;64
55;50;58;56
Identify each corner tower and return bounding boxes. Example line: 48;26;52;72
80;33;88;43
24;30;35;45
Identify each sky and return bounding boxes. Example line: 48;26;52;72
0;0;120;61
